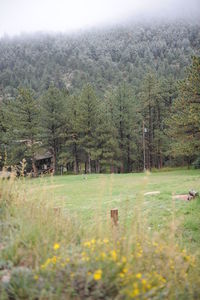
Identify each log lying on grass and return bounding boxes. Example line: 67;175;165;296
172;194;188;201
173;190;199;201
173;194;189;201
144;191;160;196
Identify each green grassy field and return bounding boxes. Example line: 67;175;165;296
27;169;200;248
0;169;200;299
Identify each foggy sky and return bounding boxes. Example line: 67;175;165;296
0;0;200;37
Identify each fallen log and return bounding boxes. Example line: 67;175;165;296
173;190;199;201
144;191;160;196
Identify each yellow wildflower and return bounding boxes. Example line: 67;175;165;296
161;277;166;283
147;284;152;290
103;238;109;244
122;256;127;263
53;243;60;250
34;275;39;280
136;273;142;279
93;269;102;281
133;282;138;288
110;250;117;261
131;288;140;297
41;258;50;269
51;256;57;264
184;255;191;262
119;268;128;278
84;241;91;247
122;268;128;274
82;256;90;262
142;279;147;285
136;250;143;258
100;252;106;260
61;263;66;267
41;264;45;269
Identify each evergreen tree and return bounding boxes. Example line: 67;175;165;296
0;100;7;168
62;95;82;174
113;84;138;172
79;84;99;173
167;56;200;163
139;73;163;169
40;85;66;173
94;98;120;173
5;88;40;176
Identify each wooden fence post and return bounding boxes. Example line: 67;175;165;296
111;208;118;226
53;207;61;215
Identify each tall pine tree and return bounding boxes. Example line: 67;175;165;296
5;88;40;176
167;56;200;163
40;85;66;173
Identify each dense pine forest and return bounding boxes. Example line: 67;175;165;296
0;20;200;175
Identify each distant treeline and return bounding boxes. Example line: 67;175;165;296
0;21;200;174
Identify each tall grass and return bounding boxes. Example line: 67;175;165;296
0;172;200;299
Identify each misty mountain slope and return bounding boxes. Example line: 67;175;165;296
0;21;200;95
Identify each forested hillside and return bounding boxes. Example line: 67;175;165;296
0;21;200;96
0;20;200;174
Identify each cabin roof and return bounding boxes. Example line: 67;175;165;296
35;151;53;161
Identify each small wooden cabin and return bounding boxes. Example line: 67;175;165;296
35;152;53;174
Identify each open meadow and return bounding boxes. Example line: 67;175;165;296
0;169;200;299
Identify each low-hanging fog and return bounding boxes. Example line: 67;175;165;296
0;0;200;37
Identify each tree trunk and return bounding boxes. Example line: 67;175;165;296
32;157;38;177
159;150;163;169
148;103;153;171
119;99;124;173
110;162;114;173
187;157;191;169
73;159;78;174
73;142;78;174
88;154;91;173
127;135;131;172
73;155;78;174
157;104;162;169
96;160;100;173
52;152;56;174
52;139;57;175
